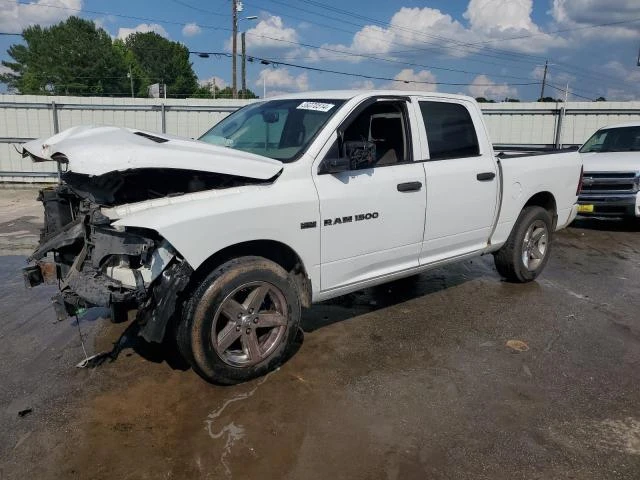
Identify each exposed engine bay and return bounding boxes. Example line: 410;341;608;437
22;168;272;343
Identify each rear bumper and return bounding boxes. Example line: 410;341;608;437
555;204;579;230
577;193;640;217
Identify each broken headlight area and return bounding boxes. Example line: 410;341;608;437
62;168;270;206
23;182;194;343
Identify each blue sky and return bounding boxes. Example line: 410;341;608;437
1;0;639;100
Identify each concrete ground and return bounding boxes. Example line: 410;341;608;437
0;186;639;480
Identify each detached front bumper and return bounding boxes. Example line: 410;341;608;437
23;185;193;343
577;192;640;218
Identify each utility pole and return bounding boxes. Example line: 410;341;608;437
231;0;238;99
241;32;247;99
539;60;548;100
128;65;134;98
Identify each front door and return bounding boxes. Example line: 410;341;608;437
313;98;427;292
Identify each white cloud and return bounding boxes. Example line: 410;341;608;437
256;68;309;93
116;23;169;41
229;15;298;51
605;88;638;102
182;22;201;37
313;7;475;62
600;61;640;100
0;0;82;33
311;2;563;64
199;76;227;89
551;0;640;39
463;0;562;53
603;61;640;83
93;15;116;32
387;69;437;91
350;80;376;90
466;0;539;32
530;65;576;86
468;74;518;100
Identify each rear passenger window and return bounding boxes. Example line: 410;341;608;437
419;101;479;160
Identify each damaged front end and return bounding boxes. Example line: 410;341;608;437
24;180;193;343
21;126;283;343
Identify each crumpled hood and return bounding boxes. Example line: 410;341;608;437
580;151;640;173
21;125;283;179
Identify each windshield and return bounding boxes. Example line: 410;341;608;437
199;99;345;162
580;126;640;153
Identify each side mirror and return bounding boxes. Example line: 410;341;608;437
345;140;376;170
319;157;350;174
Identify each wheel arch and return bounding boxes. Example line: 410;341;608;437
191;239;312;308
523;191;557;228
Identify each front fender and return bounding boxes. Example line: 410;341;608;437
108;180;320;281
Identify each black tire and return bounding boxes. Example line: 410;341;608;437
493;206;553;283
176;256;301;385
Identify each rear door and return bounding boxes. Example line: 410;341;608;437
413;98;499;264
313;97;427;292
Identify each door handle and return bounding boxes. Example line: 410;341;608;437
397;181;422;192
476;172;496;181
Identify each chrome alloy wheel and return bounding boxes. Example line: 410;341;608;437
521;220;548;271
212;281;288;367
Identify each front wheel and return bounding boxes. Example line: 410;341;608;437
493;206;553;283
177;256;301;385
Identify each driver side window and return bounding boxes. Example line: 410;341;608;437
325;100;411;171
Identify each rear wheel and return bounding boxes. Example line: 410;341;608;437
177;256;301;384
493;206;553;283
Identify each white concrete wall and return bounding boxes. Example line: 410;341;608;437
0;95;253;181
2;94;640;182
481;101;640;147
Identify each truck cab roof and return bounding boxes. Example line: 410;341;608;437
265;90;476;104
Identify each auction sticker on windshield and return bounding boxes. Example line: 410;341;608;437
297;102;335;112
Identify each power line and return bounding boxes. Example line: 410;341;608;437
546;83;594;101
469;17;640;45
168;0;230;17
191;50;539;88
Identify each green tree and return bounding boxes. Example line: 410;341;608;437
537;96;561;102
1;17;129;96
113;39;148;97
475;97;495;103
595;96;607;102
125;32;198;97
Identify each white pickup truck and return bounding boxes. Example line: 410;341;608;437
577;122;640;219
21;91;582;384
